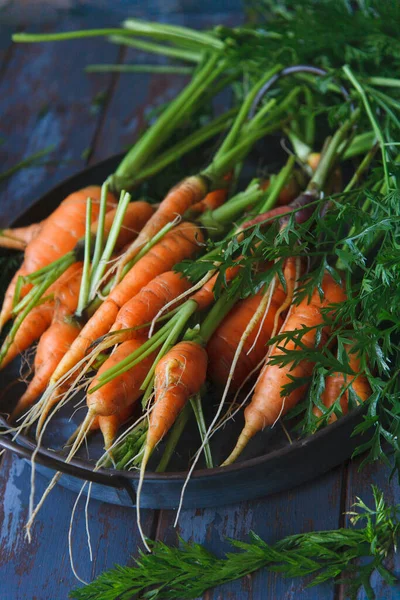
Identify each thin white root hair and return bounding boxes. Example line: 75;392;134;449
246;277;276;356
148;269;217;338
69;480;89;584
85;482;93;562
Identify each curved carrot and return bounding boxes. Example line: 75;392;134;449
313;344;371;423
0;263;83;370
116;175;208;277
222;273;346;465
0;186;116;330
148;341;208;452
10;265;84;418
105;271;193;345
0;221;45;251
207;284;286;390
189;187;228;216
87;339;156;418
93;406;134;451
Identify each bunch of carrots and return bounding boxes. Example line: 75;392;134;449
3;20;397;551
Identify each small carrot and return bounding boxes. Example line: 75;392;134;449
207;284;286;390
0;185;116;331
101;270;193;347
115;175;208;279
10;265;83;419
188;187;228;216
0;263;83;370
313;344;371;423
143;341;208;465
91;406;134;451
87;339;156;418
222;273;346;465
0;221;45;251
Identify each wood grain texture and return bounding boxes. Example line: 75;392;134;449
156;467;344;600
0;7;119;226
0;2;399;600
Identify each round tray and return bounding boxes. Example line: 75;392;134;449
0;155;366;510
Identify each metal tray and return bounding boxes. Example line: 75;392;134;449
0;155;366;510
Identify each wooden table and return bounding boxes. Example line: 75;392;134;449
0;2;398;599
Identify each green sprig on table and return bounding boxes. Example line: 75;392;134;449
70;486;399;600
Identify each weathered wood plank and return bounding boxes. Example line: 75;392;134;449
0;452;156;599
156;466;344;600
0;8;119;226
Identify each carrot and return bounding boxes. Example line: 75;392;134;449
87;339;156;418
0;221;45;251
207;284;286;390
116;175;208;278
0;263;83;370
222;273;346;465
0;185;116;331
35;222;204;429
100;201;154;251
144;341;208;463
188;188;228;216
102;270;193;347
91;406;134;451
313;344;371;423
10;265;84;419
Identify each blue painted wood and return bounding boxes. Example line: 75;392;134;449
0;452;155;598
0;7;119;226
156;466;344;600
0;3;398;600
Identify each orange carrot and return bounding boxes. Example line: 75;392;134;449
189;188;228;215
313;344;371;423
147;341;208;453
87;339;156;418
10;265;84;418
101;201;154;251
116;175;208;277
222;273;346;464
104;271;193;345
0;221;45;251
0;263;83;370
0;186;116;331
207;284;286;390
90;406;134;450
41;222;203;410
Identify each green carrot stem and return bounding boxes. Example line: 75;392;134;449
189;290;239;347
342;131;376;159
203;121;285;186
198;182;260;234
0;264;66;365
156;404;191;472
190;393;214;468
90;182;109;275
76;198;93;316
343;66;390;189
122;19;224;52
112;53;224;190
213;65;282;163
344;143;379;193
85;64;193;75
139;109;236;183
245;99;277;131
89;191;131;302
303;86;315;147
108;35;201;62
367;76;400;88
259;155;296;213
140;300;199;393
13;29;135;43
308;107;360;192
